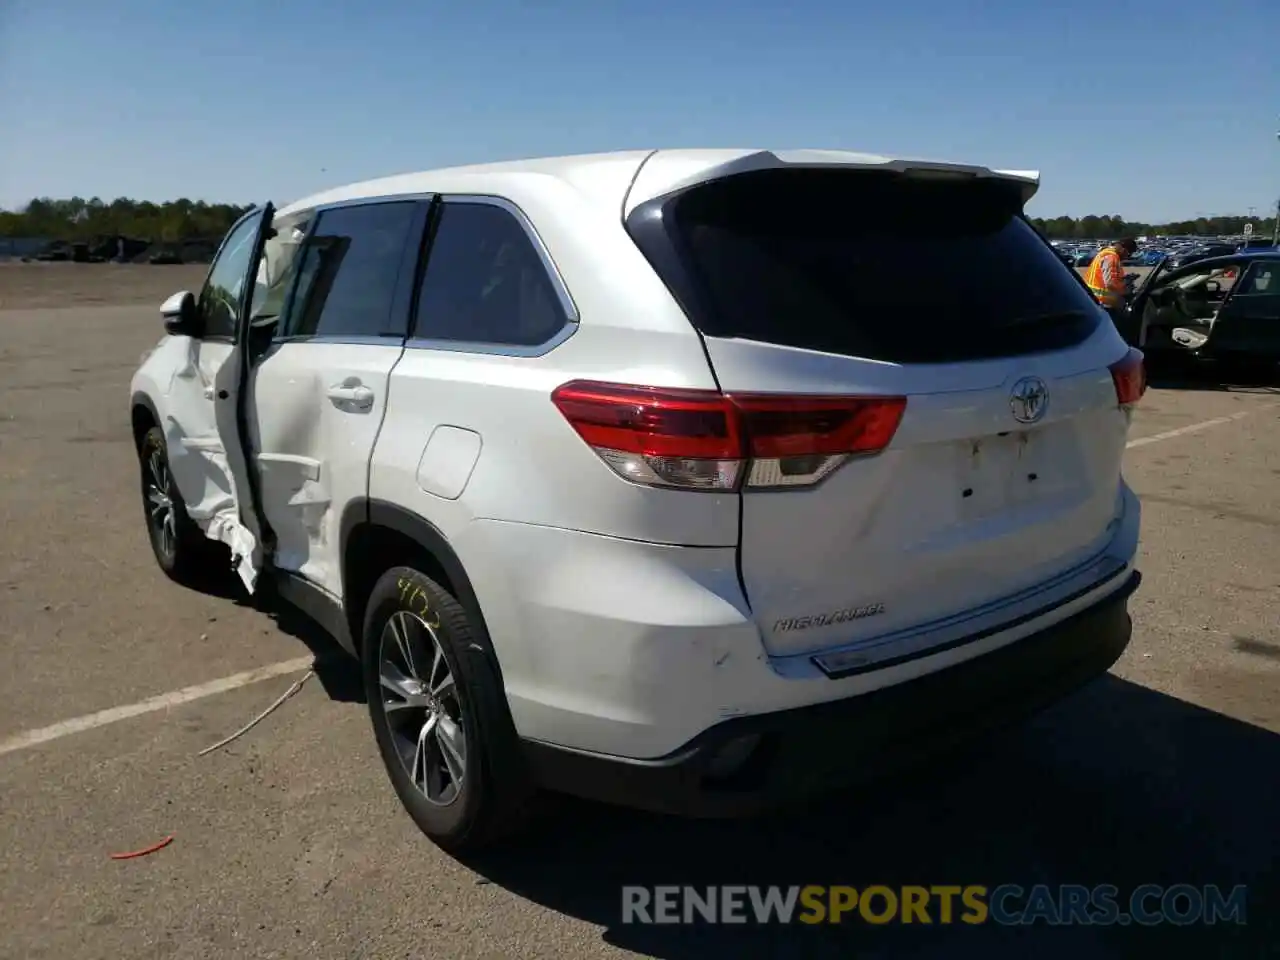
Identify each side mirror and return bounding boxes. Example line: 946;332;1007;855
161;291;202;336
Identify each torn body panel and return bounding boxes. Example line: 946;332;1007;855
140;336;263;591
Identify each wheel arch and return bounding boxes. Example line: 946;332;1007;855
130;391;161;451
339;499;496;664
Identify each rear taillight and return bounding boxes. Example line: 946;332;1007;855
1109;348;1146;407
547;382;745;491
733;393;907;488
550;381;906;492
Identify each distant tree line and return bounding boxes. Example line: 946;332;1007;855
1;197;1276;245
0;197;253;243
1029;213;1277;240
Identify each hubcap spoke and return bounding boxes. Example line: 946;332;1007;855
149;451;167;490
412;714;439;792
431;673;455;698
380;661;427;712
383;700;421;715
388;613;418;680
428;643;444;692
436;716;466;786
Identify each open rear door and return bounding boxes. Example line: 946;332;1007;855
160;204;275;593
210;202;276;591
1206;259;1280;354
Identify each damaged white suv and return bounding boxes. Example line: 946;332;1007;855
130;149;1146;851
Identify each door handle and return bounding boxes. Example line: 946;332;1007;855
327;382;375;410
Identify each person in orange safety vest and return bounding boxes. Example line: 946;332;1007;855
1083;237;1138;316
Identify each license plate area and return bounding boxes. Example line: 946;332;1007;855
958;430;1045;519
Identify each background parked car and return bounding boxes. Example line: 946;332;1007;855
1117;252;1280;364
1166;243;1237;270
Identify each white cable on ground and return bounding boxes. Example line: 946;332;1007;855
197;668;316;757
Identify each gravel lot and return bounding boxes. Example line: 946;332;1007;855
0;262;210;310
1;265;1277;959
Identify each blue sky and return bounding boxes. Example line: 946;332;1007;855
1;0;1276;221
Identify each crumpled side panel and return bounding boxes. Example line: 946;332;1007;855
163;424;261;592
160;394;260;595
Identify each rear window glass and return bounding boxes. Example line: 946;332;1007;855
659;170;1102;364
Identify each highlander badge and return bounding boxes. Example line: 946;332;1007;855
774;603;885;633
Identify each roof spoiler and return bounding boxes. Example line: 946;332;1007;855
624;150;1041;216
896;163;1040;203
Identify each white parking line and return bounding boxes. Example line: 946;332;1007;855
1126;411;1251;449
0;656;315;758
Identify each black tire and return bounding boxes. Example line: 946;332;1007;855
362;565;536;853
138;426;228;584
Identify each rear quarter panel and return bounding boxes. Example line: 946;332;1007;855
368;195;742;702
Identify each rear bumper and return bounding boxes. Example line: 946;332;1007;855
522;569;1139;818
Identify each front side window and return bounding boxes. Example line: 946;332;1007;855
284;201;418;339
197;210;267;339
413;200;568;347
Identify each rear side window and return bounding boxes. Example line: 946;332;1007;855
413;200;568;347
634;170;1103;364
285;201;418;339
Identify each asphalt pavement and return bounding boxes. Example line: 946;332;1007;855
1;271;1277;959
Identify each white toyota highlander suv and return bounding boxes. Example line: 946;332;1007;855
129;149;1146;851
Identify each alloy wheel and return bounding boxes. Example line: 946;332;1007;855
145;447;177;561
379;610;467;805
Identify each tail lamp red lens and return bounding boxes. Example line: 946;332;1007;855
1109;348;1146;407
550;380;906;492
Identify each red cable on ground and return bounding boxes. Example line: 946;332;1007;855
109;834;175;860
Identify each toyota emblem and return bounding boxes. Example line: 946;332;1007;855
1009;376;1049;424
